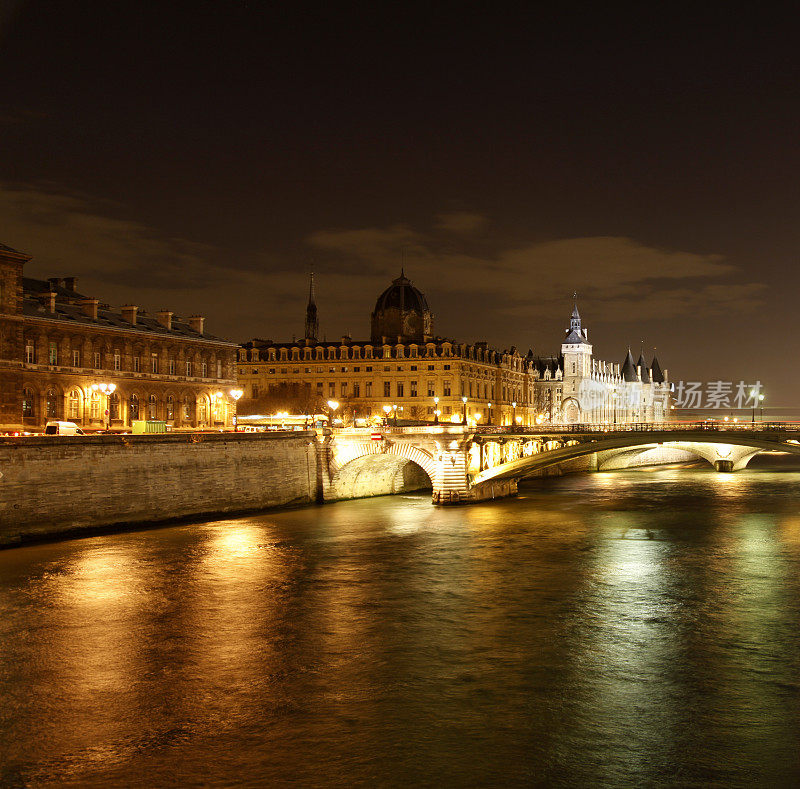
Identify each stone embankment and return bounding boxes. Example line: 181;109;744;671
0;432;321;546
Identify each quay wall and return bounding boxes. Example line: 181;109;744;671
0;432;319;546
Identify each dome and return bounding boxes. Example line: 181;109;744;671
370;271;434;343
373;273;429;314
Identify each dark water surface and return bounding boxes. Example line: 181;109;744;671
3;464;800;787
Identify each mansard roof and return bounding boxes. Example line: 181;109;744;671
0;242;31;258
21;277;234;345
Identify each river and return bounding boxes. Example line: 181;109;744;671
2;460;800;786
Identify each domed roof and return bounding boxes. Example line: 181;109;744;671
373;272;429;314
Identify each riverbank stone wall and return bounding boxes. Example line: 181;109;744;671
0;432;319;546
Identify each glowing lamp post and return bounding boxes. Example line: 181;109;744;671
229;388;243;431
392;403;398;427
382;404;391;426
612;391;618;425
433;396;439;424
512;401;517;427
487;402;492;426
327;400;339;427
91;382;116;431
461;396;467;425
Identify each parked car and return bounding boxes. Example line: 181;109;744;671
44;421;86;436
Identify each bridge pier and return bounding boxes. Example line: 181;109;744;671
714;459;734;472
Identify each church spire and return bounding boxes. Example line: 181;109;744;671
304;273;319;342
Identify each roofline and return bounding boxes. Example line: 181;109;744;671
21;314;239;347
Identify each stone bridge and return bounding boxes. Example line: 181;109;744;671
322;423;800;505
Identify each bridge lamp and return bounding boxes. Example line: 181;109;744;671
512;401;517;427
392;403;398;426
487;402;492;426
434;396;439;424
229;388;244;432
461;396;468;425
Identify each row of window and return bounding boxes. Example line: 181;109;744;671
242;345;513;364
25;342;223;378
22;389;224;422
251;379;528;403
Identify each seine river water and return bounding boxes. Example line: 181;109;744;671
3;460;800;787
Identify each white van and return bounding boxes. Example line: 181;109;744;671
44;421;86;436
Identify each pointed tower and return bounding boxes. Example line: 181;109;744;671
561;298;593;419
650;354;665;384
304;273;319;342
562;299;592;371
636;352;651;383
621;348;638;382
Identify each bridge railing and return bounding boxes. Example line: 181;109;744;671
476;421;800;435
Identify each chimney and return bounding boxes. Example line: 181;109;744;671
121;305;138;325
81;298;99;320
47;277;62;290
41;291;57;313
188;315;204;334
156;310;173;330
63;277;77;292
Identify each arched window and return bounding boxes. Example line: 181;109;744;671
68;389;81;419
109;393;120;420
129;393;139;420
22;388;34;418
198;397;207;423
166;395;174;420
213;394;224;422
46;389;58;419
148;394;157;419
183;395;193;420
90;391;101;419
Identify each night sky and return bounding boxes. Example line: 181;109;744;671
1;3;797;405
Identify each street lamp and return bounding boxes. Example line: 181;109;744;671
392;403;398;426
487;402;492;426
512;401;517;427
461;396;467;425
327;400;339;427
611;391;618;426
433;396;439;424
382;404;391;426
759;393;765;423
91;382;116;431
229;388;243;431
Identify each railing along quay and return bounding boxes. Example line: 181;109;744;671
475;422;800;435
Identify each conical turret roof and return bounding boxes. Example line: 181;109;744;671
621;348;638;382
651;355;664;383
636;353;650;383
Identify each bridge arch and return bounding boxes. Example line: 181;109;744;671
472;432;800;485
327;439;436;501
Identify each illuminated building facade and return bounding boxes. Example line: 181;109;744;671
238;274;672;426
0;243;239;432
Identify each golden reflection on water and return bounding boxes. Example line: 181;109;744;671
4;468;800;785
